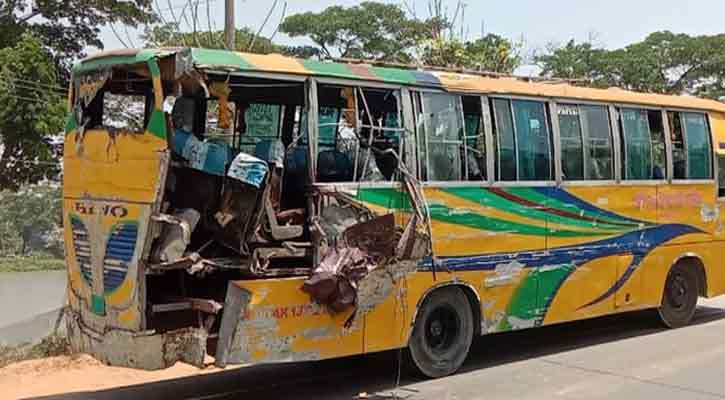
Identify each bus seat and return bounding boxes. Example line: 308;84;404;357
317;150;353;182
254;139;285;167
281;146;309;210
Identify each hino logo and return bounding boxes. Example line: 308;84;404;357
74;202;129;218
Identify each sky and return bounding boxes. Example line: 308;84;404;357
99;0;725;73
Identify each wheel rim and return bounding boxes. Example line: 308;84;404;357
666;271;690;310
424;305;460;354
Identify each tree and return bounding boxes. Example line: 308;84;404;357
536;31;725;98
0;183;62;257
421;34;523;73
279;2;432;62
1;0;154;75
0;33;64;191
142;24;281;54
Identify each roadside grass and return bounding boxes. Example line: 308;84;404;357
0;256;65;273
0;334;73;368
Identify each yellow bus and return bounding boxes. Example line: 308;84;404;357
63;47;725;377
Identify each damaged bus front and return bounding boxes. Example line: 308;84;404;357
63;48;431;370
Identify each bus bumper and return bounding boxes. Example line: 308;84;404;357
66;311;208;370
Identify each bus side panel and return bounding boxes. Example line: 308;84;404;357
216;278;363;366
644;183;724;303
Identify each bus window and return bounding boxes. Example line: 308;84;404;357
513;100;552;181
102;93;150;132
420;93;464;181
719;156;725;197
239;103;283;155
462;96;486;181
620;108;666;180
492;98;517;181
558;105;584;180
669;111;713;180
558;104;613;181
314;85;402;183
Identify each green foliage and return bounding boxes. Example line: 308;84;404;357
142;25;280;54
0;183;63;257
280;1;433;62
1;0;154;74
537;31;725;98
421;34;523;73
0;256;65;273
0;33;64;190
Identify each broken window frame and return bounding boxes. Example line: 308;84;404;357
73;66;156;135
417;91;467;182
311;78;408;187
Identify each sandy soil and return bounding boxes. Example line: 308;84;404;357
0;355;222;399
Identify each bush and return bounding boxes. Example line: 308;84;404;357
0;255;65;273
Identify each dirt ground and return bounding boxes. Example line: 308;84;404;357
0;354;223;399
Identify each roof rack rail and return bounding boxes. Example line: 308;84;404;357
329;57;589;85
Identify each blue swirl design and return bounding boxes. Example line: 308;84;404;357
103;222;138;293
70;215;93;285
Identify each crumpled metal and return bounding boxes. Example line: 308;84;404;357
302;214;395;313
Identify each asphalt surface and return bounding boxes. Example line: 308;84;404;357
27;297;725;400
0;271;65;329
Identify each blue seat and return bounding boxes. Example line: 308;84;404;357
317;150;353;182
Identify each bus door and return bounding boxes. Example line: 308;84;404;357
541;103;624;323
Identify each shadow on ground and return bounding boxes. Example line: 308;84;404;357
28;305;725;400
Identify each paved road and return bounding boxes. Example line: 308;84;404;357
0;271;66;347
32;297;725;400
0;271;65;329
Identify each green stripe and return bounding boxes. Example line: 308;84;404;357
301;59;355;78
64;113;78;135
72;49;163;75
193;48;253;70
357;188;609;238
369;66;419;84
147;59;161;77
356;188;407;210
505;187;641;227
443;187;627;233
146;109;166;140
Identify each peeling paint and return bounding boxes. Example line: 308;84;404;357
484;260;524;288
66;310;207;370
302;326;334;340
701;203;719;222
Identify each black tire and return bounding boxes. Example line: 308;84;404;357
658;262;699;328
408;287;474;378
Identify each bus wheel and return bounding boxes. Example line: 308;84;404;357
408;287;473;378
658;263;699;328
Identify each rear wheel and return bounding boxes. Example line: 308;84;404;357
658;263;699;328
408;287;474;378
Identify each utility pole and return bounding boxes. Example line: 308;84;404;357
224;0;235;50
224;0;236;144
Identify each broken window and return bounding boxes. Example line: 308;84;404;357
76;67;152;133
418;92;465;181
620;108;666;180
669;111;712;180
314;84;404;183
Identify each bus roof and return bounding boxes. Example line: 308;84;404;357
74;47;725;114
